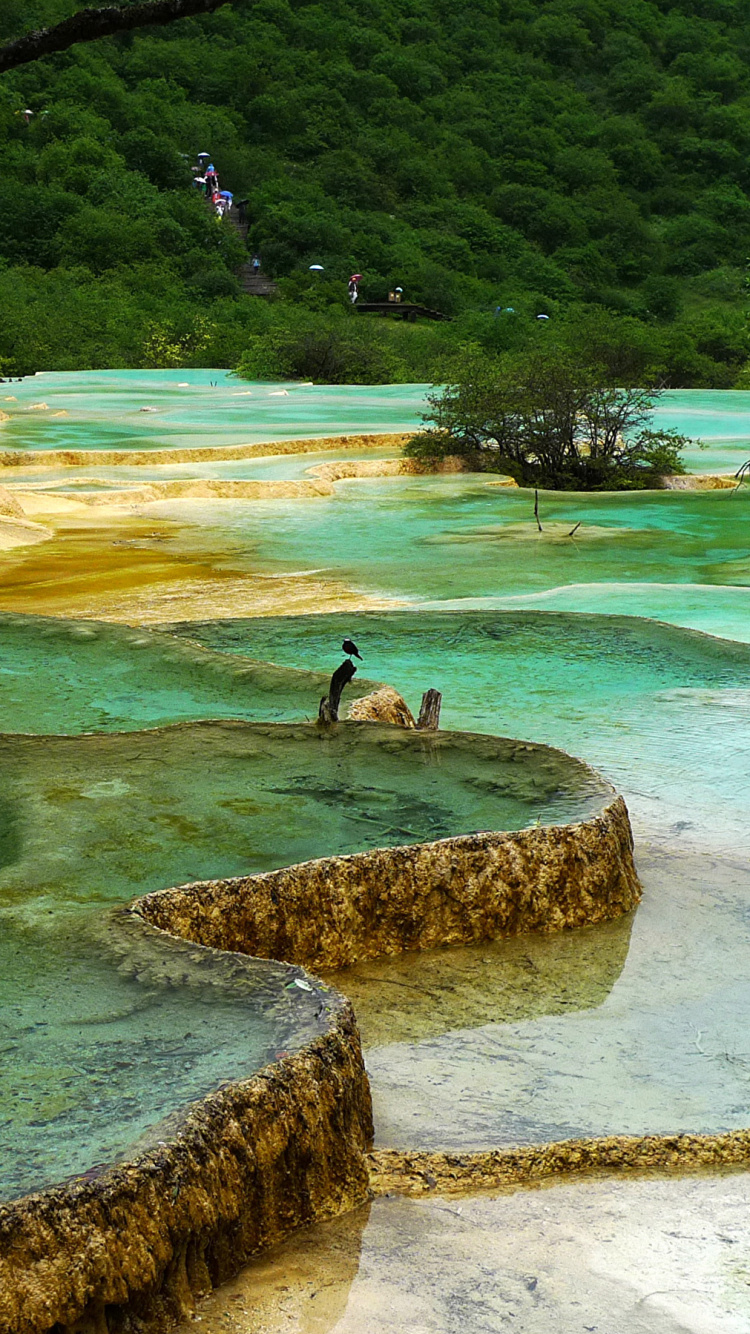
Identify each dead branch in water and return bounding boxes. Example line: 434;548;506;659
732;460;750;494
318;659;357;724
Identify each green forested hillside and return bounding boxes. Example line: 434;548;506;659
2;0;750;381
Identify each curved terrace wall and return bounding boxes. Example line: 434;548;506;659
134;796;639;972
0;734;640;1334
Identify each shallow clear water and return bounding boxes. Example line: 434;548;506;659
152;477;750;641
0;718;598;1200
361;848;750;1147
0;372;429;453
184;1176;750;1334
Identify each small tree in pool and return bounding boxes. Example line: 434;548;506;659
406;347;689;490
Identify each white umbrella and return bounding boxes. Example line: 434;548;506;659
309;264;324;271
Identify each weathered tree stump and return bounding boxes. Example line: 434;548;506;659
318;659;357;724
416;689;442;730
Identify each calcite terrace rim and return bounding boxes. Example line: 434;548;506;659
0;431;416;471
0;996;373;1334
367;1132;750;1197
132;791;638;972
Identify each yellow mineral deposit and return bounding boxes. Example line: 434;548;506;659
346;685;417;726
0;437;451;620
663;472;736;489
0;508;387;621
305;454;487;481
0;431;416;471
0;517;51;551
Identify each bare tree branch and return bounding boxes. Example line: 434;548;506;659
0;0;232;74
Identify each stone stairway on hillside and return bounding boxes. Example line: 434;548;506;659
202;194;277;297
225;204;248;245
239;266;278;296
226;206;278;297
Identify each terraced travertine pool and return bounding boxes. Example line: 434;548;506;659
0;612;611;1202
0;371;428;453
5;370;750;474
3;374;750;1331
168;612;750;1150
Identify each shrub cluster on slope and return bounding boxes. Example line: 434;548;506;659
1;0;750;380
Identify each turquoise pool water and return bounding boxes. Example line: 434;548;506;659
3;373;750;472
650;389;750;473
0;612;353;734
169;611;750;853
0;372;429;453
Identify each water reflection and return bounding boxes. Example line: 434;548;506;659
366;848;750;1148
323;912;634;1048
176;1175;750;1334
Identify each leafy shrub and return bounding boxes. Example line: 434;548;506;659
405;347;688;490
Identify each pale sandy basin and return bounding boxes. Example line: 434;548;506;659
177;1172;750;1334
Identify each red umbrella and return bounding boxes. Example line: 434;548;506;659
350;273;362;281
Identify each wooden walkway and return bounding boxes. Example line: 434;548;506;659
356;302;450;322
